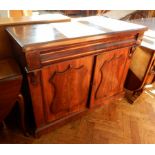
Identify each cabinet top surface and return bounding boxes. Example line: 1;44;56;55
6;16;147;51
130;18;155;50
0;14;70;26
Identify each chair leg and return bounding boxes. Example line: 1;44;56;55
17;94;29;136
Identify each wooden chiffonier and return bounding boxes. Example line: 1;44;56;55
6;16;147;136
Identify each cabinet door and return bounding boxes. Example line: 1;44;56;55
90;47;130;107
41;56;93;122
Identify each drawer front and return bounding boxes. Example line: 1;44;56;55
25;33;138;71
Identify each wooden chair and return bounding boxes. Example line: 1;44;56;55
0;58;27;135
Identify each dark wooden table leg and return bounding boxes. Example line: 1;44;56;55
17;94;29;136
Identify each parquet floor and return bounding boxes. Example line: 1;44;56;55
0;85;155;144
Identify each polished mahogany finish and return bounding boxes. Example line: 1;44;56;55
6;16;147;136
0;58;22;122
0;14;70;26
41;56;93;122
0;58;26;134
0;14;70;60
90;47;130;107
125;18;155;103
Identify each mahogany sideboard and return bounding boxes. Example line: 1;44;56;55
125;18;155;102
6;16;147;136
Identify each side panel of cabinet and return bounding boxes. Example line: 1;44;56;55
41;56;93;122
90;47;130;107
27;71;46;128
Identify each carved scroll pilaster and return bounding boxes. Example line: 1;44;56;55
29;72;38;86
